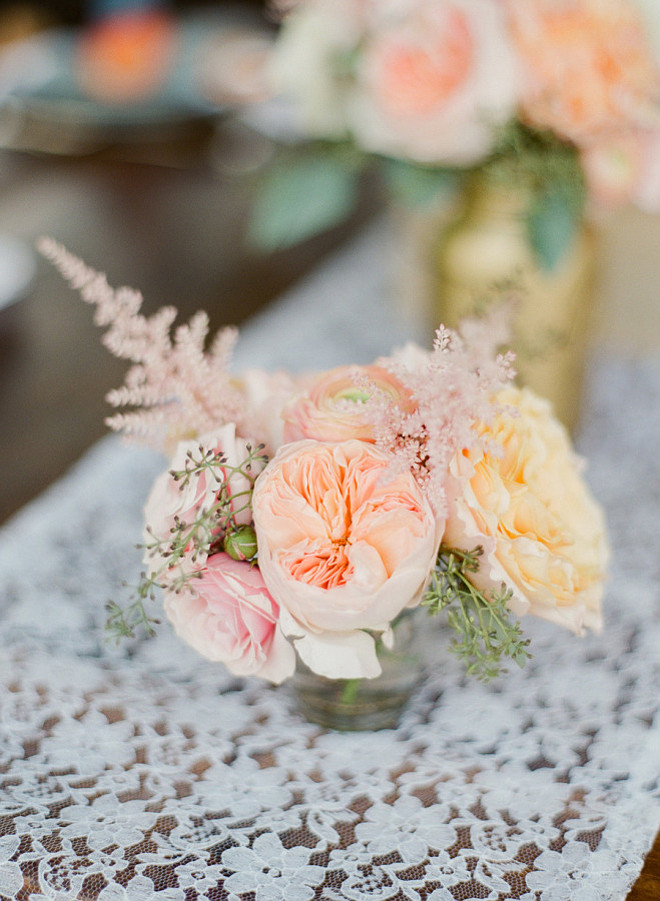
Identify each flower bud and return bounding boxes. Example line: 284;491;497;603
224;525;258;562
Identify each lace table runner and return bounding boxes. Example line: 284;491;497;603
1;227;659;900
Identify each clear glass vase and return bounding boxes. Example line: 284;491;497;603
291;609;427;731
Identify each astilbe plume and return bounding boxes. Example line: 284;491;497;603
38;238;246;451
371;308;516;518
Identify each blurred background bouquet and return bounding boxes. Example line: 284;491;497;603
247;0;660;428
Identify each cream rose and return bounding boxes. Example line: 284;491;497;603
444;386;609;634
347;0;519;164
252;439;440;679
163;553;295;683
142;423;265;578
281;363;415;444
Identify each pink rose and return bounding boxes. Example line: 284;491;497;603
252;439;440;679
444;387;609;635
142;423;265;577
347;0;519;164
282;364;415;444
163;553;295;682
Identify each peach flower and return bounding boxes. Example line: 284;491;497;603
142;423;265;577
163;553;295;683
444;386;609;635
282;364;415;444
347;0;519;164
252;439;440;678
507;0;660;146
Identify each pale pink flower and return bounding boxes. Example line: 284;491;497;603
347;0;519;164
374;314;515;518
444;386;609;635
237;368;304;455
37;239;246;451
282;364;415;444
142;423;265;577
506;0;660;147
252;439;440;679
163;553;295;683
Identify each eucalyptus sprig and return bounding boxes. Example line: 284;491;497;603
423;544;531;681
105;442;267;642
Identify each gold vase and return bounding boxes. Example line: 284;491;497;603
432;174;597;431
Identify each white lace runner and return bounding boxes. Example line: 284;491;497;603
1;227;659;900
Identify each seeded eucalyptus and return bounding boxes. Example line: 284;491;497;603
423;545;532;681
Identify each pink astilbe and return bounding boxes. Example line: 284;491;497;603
39;238;246;451
370;308;516;518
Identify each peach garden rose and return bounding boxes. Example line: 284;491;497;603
444;386;609;635
506;0;660;147
252;439;440;679
347;0;519;165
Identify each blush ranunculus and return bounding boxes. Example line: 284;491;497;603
347;0;519;165
252;439;440;679
507;0;660;147
163;553;295;683
281;364;415;444
444;386;609;635
142;423;265;576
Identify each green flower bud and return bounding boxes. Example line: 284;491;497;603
223;525;258;562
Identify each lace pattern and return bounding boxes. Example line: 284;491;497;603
1;226;659;900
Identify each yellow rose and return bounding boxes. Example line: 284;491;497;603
445;386;608;634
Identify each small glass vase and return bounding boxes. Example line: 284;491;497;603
291;609;426;731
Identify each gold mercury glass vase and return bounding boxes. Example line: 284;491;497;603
433;172;597;432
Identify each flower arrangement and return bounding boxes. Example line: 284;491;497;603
40;238;609;687
249;0;660;269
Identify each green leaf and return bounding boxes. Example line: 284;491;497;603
381;157;457;208
526;190;580;272
248;155;359;251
